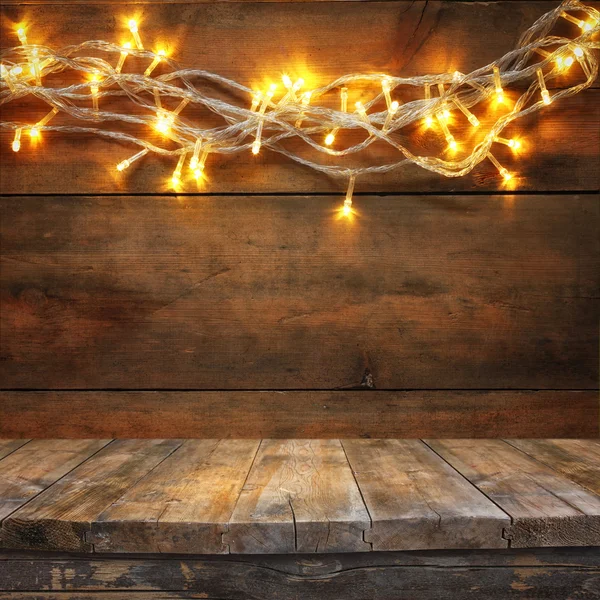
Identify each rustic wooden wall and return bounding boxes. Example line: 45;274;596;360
1;0;598;437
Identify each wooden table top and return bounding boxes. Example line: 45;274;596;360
0;438;598;555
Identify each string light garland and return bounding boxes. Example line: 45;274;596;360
0;0;598;216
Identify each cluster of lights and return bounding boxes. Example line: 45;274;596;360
0;0;598;217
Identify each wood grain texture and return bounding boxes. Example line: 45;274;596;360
90;439;260;554
0;440;29;461
507;439;600;495
1;194;598;391
0;439;182;552
426;439;600;548
342;439;510;551
224;439;372;553
0;440;110;521
1;391;597;439
1;2;599;195
2;548;600;599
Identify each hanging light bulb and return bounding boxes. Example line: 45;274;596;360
494;136;522;151
295;91;312;128
190;137;202;170
116;42;132;73
116;148;148;172
12;128;22;152
487;152;512;180
29;107;59;138
383;101;399;133
128;19;143;50
325;87;347;146
536;68;551;105
252;83;276;155
382;77;393;110
436;113;457;150
171;152;187;188
437;83;451;119
493;65;504;103
90;74;100;113
343;174;355;216
144;49;166;77
453;97;479;127
1;64;17;93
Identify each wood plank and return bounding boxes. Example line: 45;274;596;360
0;440;110;522
342;439;509;551
0;440;29;461
1;2;599;194
0;439;182;552
224;439;371;553
0;391;597;439
1;194;598;391
90;439;260;554
507;439;600;496
2;548;600;599
426;439;600;548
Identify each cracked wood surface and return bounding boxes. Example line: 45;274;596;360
1;195;598;392
426;439;600;548
90;439;260;554
1;2;599;195
342;439;510;551
223;440;372;553
2;439;600;554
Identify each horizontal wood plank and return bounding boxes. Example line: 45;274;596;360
0;440;29;461
1;194;597;390
426;439;600;548
342;439;509;551
507;439;600;495
2;548;600;599
224;439;371;553
0;440;110;522
0;439;182;552
1;2;599;194
0;391;597;438
91;439;260;554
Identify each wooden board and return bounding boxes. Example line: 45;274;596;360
0;440;110;521
1;2;599;195
507;439;600;495
224;439;371;553
0;440;29;461
2;547;600;600
1;194;597;391
0;439;182;552
342;439;510;551
0;391;596;439
90;439;260;554
426;439;600;548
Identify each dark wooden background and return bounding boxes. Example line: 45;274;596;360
1;0;598;438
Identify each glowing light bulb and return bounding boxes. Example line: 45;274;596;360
425;116;434;128
171;152;187;188
495;136;522;151
190;138;202;170
252;140;261;155
561;11;596;32
383;100;399;132
155;112;172;135
145;49;166;77
250;91;262;112
564;56;574;68
574;46;584;58
16;27;27;46
488;152;512;180
116;42;132;73
30;47;41;86
355;101;370;125
382;77;393;110
29;107;59;138
493;65;503;102
116;148;148;172
325;87;347;146
536;67;551;105
325;132;336;146
453;97;479;127
342;174;355;216
193;148;209;178
436;113;456;150
90;75;100;113
1;64;17;93
129;20;143;49
251;84;276;155
12;128;22;152
10;66;22;78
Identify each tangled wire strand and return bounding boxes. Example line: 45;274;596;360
0;0;598;205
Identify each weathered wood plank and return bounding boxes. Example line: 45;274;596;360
0;439;182;552
1;548;600;599
342;439;510;551
224;439;371;553
1;2;599;195
1;194;598;390
1;391;597;439
426;439;600;548
507;439;600;496
0;440;110;522
90;439;260;554
0;440;29;461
